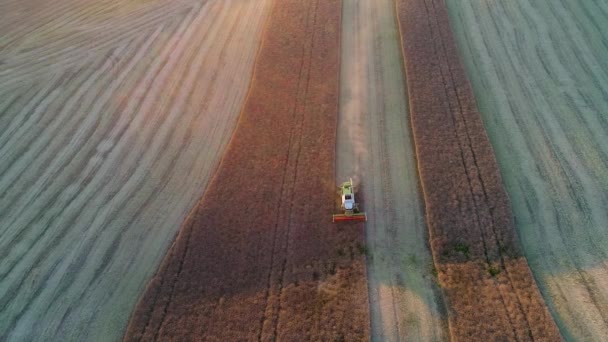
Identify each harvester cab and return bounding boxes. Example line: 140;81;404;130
333;178;367;223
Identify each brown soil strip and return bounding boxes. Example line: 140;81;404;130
394;0;562;340
123;0;369;340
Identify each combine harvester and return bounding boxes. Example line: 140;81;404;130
333;178;367;222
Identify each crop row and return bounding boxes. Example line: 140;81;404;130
395;0;561;340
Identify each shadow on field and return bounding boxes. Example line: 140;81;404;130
124;188;370;341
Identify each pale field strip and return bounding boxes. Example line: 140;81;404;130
0;0;186;52
447;0;608;340
0;0;271;340
337;0;447;340
0;0;196;88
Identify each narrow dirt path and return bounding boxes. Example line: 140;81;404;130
0;1;271;340
446;0;608;340
124;0;369;340
336;0;447;340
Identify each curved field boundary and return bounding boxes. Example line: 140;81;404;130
0;1;271;340
445;0;608;340
395;0;561;340
124;0;369;340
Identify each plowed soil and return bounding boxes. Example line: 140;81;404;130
124;0;369;340
395;0;561;340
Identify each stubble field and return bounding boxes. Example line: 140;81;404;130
337;0;447;340
446;0;608;340
0;0;271;340
395;0;561;339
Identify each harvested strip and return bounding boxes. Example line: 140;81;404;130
124;0;369;340
0;1;271;341
446;0;608;339
395;0;561;340
337;0;447;340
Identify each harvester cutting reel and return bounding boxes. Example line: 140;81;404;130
332;178;367;223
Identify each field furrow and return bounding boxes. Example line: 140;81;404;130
337;0;447;340
446;0;608;339
0;1;271;340
395;0;562;339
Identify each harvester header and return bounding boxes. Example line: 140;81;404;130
332;178;367;223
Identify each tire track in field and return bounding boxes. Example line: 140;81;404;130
396;0;562;339
253;4;293;332
446;0;608;340
337;1;447;341
0;1;271;340
276;0;318;326
263;2;318;338
424;1;533;339
125;1;368;340
424;0;536;338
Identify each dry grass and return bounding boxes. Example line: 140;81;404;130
395;0;561;340
123;0;369;340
